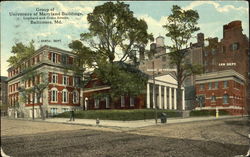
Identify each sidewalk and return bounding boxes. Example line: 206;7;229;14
44;115;247;129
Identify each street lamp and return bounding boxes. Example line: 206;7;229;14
85;97;88;110
152;61;157;124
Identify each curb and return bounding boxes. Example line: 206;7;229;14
2;115;248;129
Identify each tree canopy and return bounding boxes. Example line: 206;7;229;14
7;40;36;67
69;1;153;98
69;1;153;66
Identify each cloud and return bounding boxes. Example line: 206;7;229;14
34;32;53;37
183;1;248;14
136;14;167;38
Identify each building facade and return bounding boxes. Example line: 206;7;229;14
201;20;249;114
139;34;204;109
83;73;185;110
195;70;246;115
7;45;83;118
0;76;8;115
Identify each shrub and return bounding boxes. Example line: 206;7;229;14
54;109;182;121
190;110;229;117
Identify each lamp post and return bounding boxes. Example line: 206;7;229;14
152;61;157;124
85;97;88;110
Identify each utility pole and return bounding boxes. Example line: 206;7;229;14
152;61;157;124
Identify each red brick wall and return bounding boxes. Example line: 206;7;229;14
83;89;145;110
196;79;246;115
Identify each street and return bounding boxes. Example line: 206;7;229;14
1;117;249;157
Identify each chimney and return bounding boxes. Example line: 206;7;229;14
197;33;204;46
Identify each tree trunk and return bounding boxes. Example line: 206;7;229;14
32;92;35;120
37;93;45;120
176;66;183;111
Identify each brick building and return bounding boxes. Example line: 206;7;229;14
7;45;83;118
200;20;249;114
195;70;246;115
83;72;185;110
0;76;8;115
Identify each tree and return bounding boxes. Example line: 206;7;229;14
163;5;203;110
18;67;49;120
7;41;35;67
69;1;153;66
69;1;153;102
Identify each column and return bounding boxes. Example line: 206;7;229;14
169;87;172;109
159;85;162;109
174;88;177;110
164;86;167;109
182;89;185;110
147;83;150;108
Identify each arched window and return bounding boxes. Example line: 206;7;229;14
51;88;58;102
62;89;68;103
211;95;216;102
223;94;229;104
73;90;79;104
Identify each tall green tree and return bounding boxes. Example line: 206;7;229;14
7;41;36;67
69;1;153;101
163;5;203;110
69;1;153;66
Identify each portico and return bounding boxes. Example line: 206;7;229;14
146;74;185;110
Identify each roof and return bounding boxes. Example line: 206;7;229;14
7;45;76;71
195;70;246;83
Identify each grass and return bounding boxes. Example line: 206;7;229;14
54;109;182;121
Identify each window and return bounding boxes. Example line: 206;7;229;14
121;96;125;107
211;59;215;65
222;46;226;53
223;94;229;104
52;74;58;83
162;64;167;69
215;82;218;89
34;93;37;103
63;76;68;85
200;84;204;90
211;96;216;102
94;99;99;108
62;89;68;103
61;54;68;64
204;51;208;56
211;48;216;55
51;53;57;63
204;60;207;67
162;56;166;62
105;97;109;108
208;82;212;89
231;43;239;51
73;90;79;104
130;97;135;107
62;108;69;113
51;88;58;102
223;81;228;88
73;77;79;86
50;108;58;115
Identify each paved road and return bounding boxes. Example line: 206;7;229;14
1;118;249;157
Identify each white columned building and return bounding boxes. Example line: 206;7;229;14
146;73;185;110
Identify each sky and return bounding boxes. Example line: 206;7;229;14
1;1;249;77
